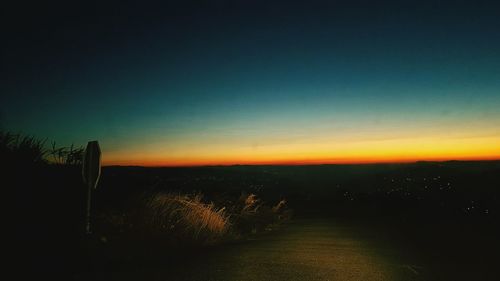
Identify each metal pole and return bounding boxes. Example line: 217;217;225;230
86;181;92;234
82;140;101;235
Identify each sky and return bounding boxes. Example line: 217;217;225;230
1;0;500;166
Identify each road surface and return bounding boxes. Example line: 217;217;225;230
78;218;426;281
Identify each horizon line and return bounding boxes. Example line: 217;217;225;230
102;158;500;168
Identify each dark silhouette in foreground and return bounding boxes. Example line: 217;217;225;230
4;131;500;280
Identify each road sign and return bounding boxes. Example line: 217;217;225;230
82;140;101;234
83;141;101;189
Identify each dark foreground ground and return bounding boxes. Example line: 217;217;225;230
10;161;500;280
75;216;499;281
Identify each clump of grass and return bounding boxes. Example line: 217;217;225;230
145;193;230;244
49;141;84;166
0;130;84;167
231;193;291;234
97;191;291;249
242;193;261;213
0;131;47;166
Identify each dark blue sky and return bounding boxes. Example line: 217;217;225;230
2;1;500;165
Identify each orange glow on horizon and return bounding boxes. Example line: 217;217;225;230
103;156;500;167
101;135;500;167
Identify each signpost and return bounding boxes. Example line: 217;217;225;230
82;141;101;234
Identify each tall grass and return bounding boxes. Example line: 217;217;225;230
0;130;83;166
229;193;291;234
49;141;84;165
145;193;230;244
1;131;47;167
97;191;290;248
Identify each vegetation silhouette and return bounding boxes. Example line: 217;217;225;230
5;131;291;279
5;130;500;280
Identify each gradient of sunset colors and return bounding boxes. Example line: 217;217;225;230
2;1;500;166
